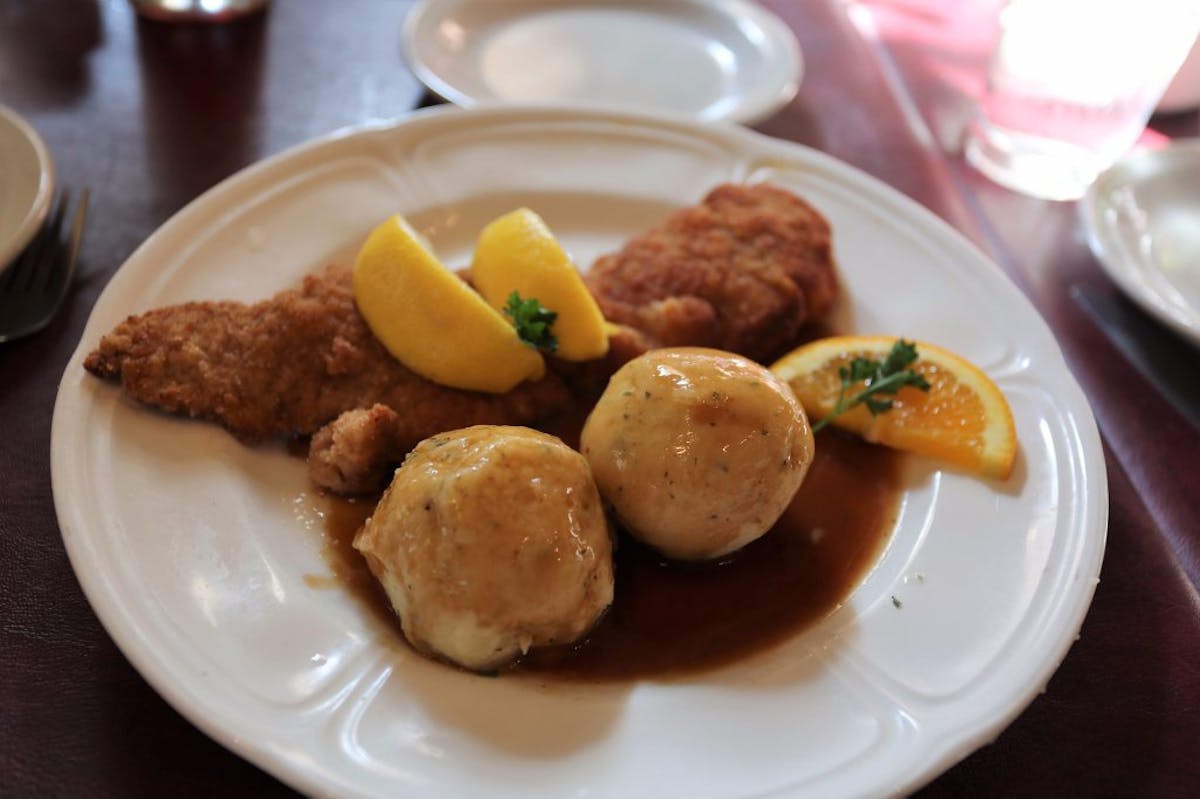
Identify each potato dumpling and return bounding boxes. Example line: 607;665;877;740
354;425;613;671
581;347;814;561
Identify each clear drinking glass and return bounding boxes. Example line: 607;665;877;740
965;0;1200;201
131;0;269;23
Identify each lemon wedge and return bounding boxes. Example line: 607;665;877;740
353;214;545;394
471;208;609;362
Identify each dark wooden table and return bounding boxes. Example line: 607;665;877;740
2;0;1197;795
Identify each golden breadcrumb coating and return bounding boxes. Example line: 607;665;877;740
585;183;838;364
84;265;571;444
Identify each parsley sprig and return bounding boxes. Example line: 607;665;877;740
503;291;558;353
811;339;931;432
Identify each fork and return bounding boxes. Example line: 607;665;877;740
0;187;90;343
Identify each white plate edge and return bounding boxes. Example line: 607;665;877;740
399;0;803;126
0;104;56;273
1080;141;1200;348
50;104;1110;799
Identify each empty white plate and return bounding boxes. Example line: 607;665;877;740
402;0;803;124
1081;141;1200;348
0;105;55;274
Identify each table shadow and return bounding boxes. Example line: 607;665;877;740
0;0;101;108
1071;283;1200;434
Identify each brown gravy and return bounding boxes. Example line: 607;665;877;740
319;428;903;680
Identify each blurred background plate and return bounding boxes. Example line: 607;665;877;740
1081;141;1200;348
402;0;802;124
0;104;55;274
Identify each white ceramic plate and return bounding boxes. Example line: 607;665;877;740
0;104;55;273
53;106;1107;799
1081;141;1200;348
402;0;802;125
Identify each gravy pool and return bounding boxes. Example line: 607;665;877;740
318;428;903;679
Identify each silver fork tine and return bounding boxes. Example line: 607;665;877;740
0;186;90;343
0;250;20;294
30;189;70;294
61;189;90;289
12;191;61;293
0;218;41;294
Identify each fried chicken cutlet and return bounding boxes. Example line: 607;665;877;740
585;183;838;364
84;264;572;449
306;322;655;494
86;182;839;495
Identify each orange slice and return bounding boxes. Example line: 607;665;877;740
770;335;1017;479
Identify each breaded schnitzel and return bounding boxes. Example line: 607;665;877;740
306;322;655;494
84;265;572;446
85;182;839;495
585;183;838;364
